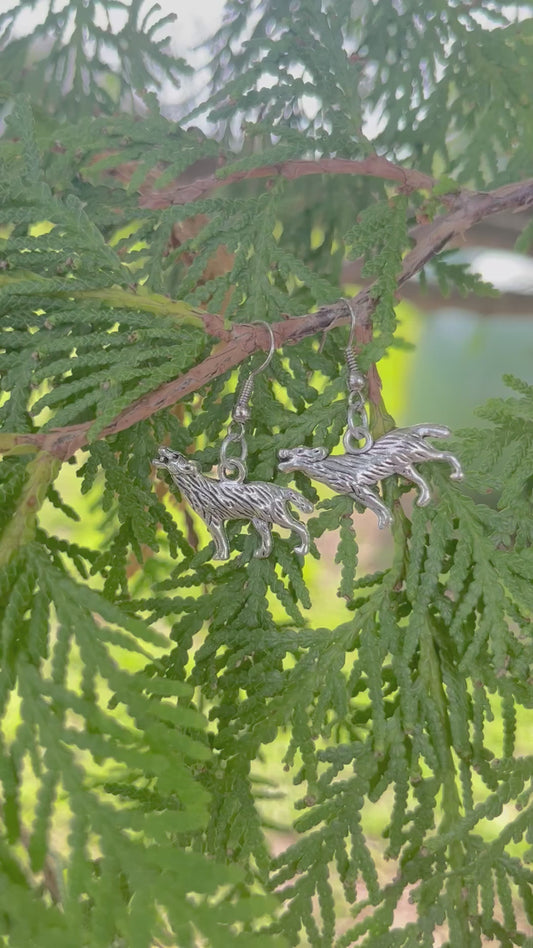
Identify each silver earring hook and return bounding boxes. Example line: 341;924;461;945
340;298;365;393
327;297;358;336
339;299;374;453
231;321;276;424
342;297;357;353
247;321;276;382
219;321;278;481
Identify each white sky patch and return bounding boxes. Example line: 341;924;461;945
468;250;533;295
0;0;227;114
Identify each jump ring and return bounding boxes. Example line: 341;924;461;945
218;458;247;482
225;422;246;441
348;390;366;410
343;428;374;454
347;406;369;433
219;432;248;467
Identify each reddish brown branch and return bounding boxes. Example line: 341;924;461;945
7;177;533;462
140;156;436;209
17;308;372;459
399;178;533;284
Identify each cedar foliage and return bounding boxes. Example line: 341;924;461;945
0;2;532;946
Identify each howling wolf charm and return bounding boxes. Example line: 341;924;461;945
154;447;313;560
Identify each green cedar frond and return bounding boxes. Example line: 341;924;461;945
429;254;499;299
0;2;190;121
345;196;409;360
1;5;532;945
0;543;281;945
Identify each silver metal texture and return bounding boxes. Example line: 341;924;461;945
344;388;373;453
218;422;248;482
218;322;276;481
153;322;303;560
154;448;313;560
341;299;373;453
278;424;464;528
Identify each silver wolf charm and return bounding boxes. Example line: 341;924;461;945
278;425;463;528
154;447;313;560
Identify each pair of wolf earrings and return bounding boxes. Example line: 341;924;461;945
154;303;464;561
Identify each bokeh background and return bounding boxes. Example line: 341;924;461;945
2;2;532;940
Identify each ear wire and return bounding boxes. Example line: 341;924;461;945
232;322;276;423
219;321;277;480
341;299;373;453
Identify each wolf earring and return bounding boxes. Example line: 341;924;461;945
278;300;463;528
153;322;313;561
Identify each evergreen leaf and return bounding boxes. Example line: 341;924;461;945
1;5;531;944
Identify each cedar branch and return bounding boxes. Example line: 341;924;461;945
139;155;437;209
5;177;533;461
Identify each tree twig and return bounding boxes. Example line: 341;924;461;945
5;177;533;461
139;155;437;209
